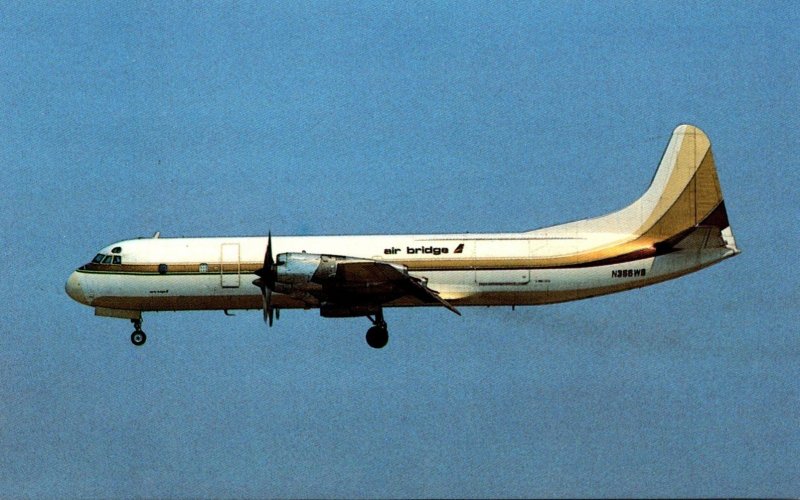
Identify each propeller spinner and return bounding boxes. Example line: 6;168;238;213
253;232;278;326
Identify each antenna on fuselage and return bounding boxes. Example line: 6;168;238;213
152;231;161;239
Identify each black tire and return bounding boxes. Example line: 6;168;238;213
131;331;147;346
365;326;388;349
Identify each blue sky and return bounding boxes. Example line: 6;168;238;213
1;1;798;497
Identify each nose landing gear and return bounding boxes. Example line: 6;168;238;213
365;310;389;349
130;319;146;346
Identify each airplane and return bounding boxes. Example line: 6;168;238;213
65;124;739;348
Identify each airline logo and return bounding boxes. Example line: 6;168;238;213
383;243;465;256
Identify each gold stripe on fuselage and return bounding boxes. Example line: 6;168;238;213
86;255;713;312
77;243;660;277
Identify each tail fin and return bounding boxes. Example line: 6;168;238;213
529;124;739;266
636;125;724;237
630;124;738;251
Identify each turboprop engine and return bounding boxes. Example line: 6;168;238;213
254;233;429;327
272;252;337;294
273;252;412;293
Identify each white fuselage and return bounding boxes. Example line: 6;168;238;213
65;228;738;317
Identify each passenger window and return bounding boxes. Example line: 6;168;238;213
112;256;122;265
199;263;208;273
102;255;113;264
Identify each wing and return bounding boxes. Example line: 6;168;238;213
333;260;461;315
268;252;460;315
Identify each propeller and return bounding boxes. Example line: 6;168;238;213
253;232;277;326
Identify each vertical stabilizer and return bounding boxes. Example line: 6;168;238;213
525;124;739;266
635;125;729;244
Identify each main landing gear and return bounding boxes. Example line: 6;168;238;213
365;310;389;349
130;318;146;346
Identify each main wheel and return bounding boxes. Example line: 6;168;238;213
131;330;147;346
365;326;388;349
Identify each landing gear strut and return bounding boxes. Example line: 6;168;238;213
365;309;389;349
130;318;146;346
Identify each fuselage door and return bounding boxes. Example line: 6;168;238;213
220;243;241;288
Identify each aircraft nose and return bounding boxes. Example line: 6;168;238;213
65;271;88;304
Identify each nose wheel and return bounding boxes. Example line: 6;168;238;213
130;319;146;346
365;310;389;349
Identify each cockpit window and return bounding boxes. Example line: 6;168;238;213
111;246;122;254
91;253;122;265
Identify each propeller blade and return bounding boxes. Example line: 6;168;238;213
261;232;276;288
266;287;273;327
255;231;277;327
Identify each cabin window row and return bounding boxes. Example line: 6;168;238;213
157;263;210;274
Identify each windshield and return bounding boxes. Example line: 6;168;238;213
90;253;122;265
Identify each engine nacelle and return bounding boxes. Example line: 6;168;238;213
272;252;338;294
271;252;412;307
